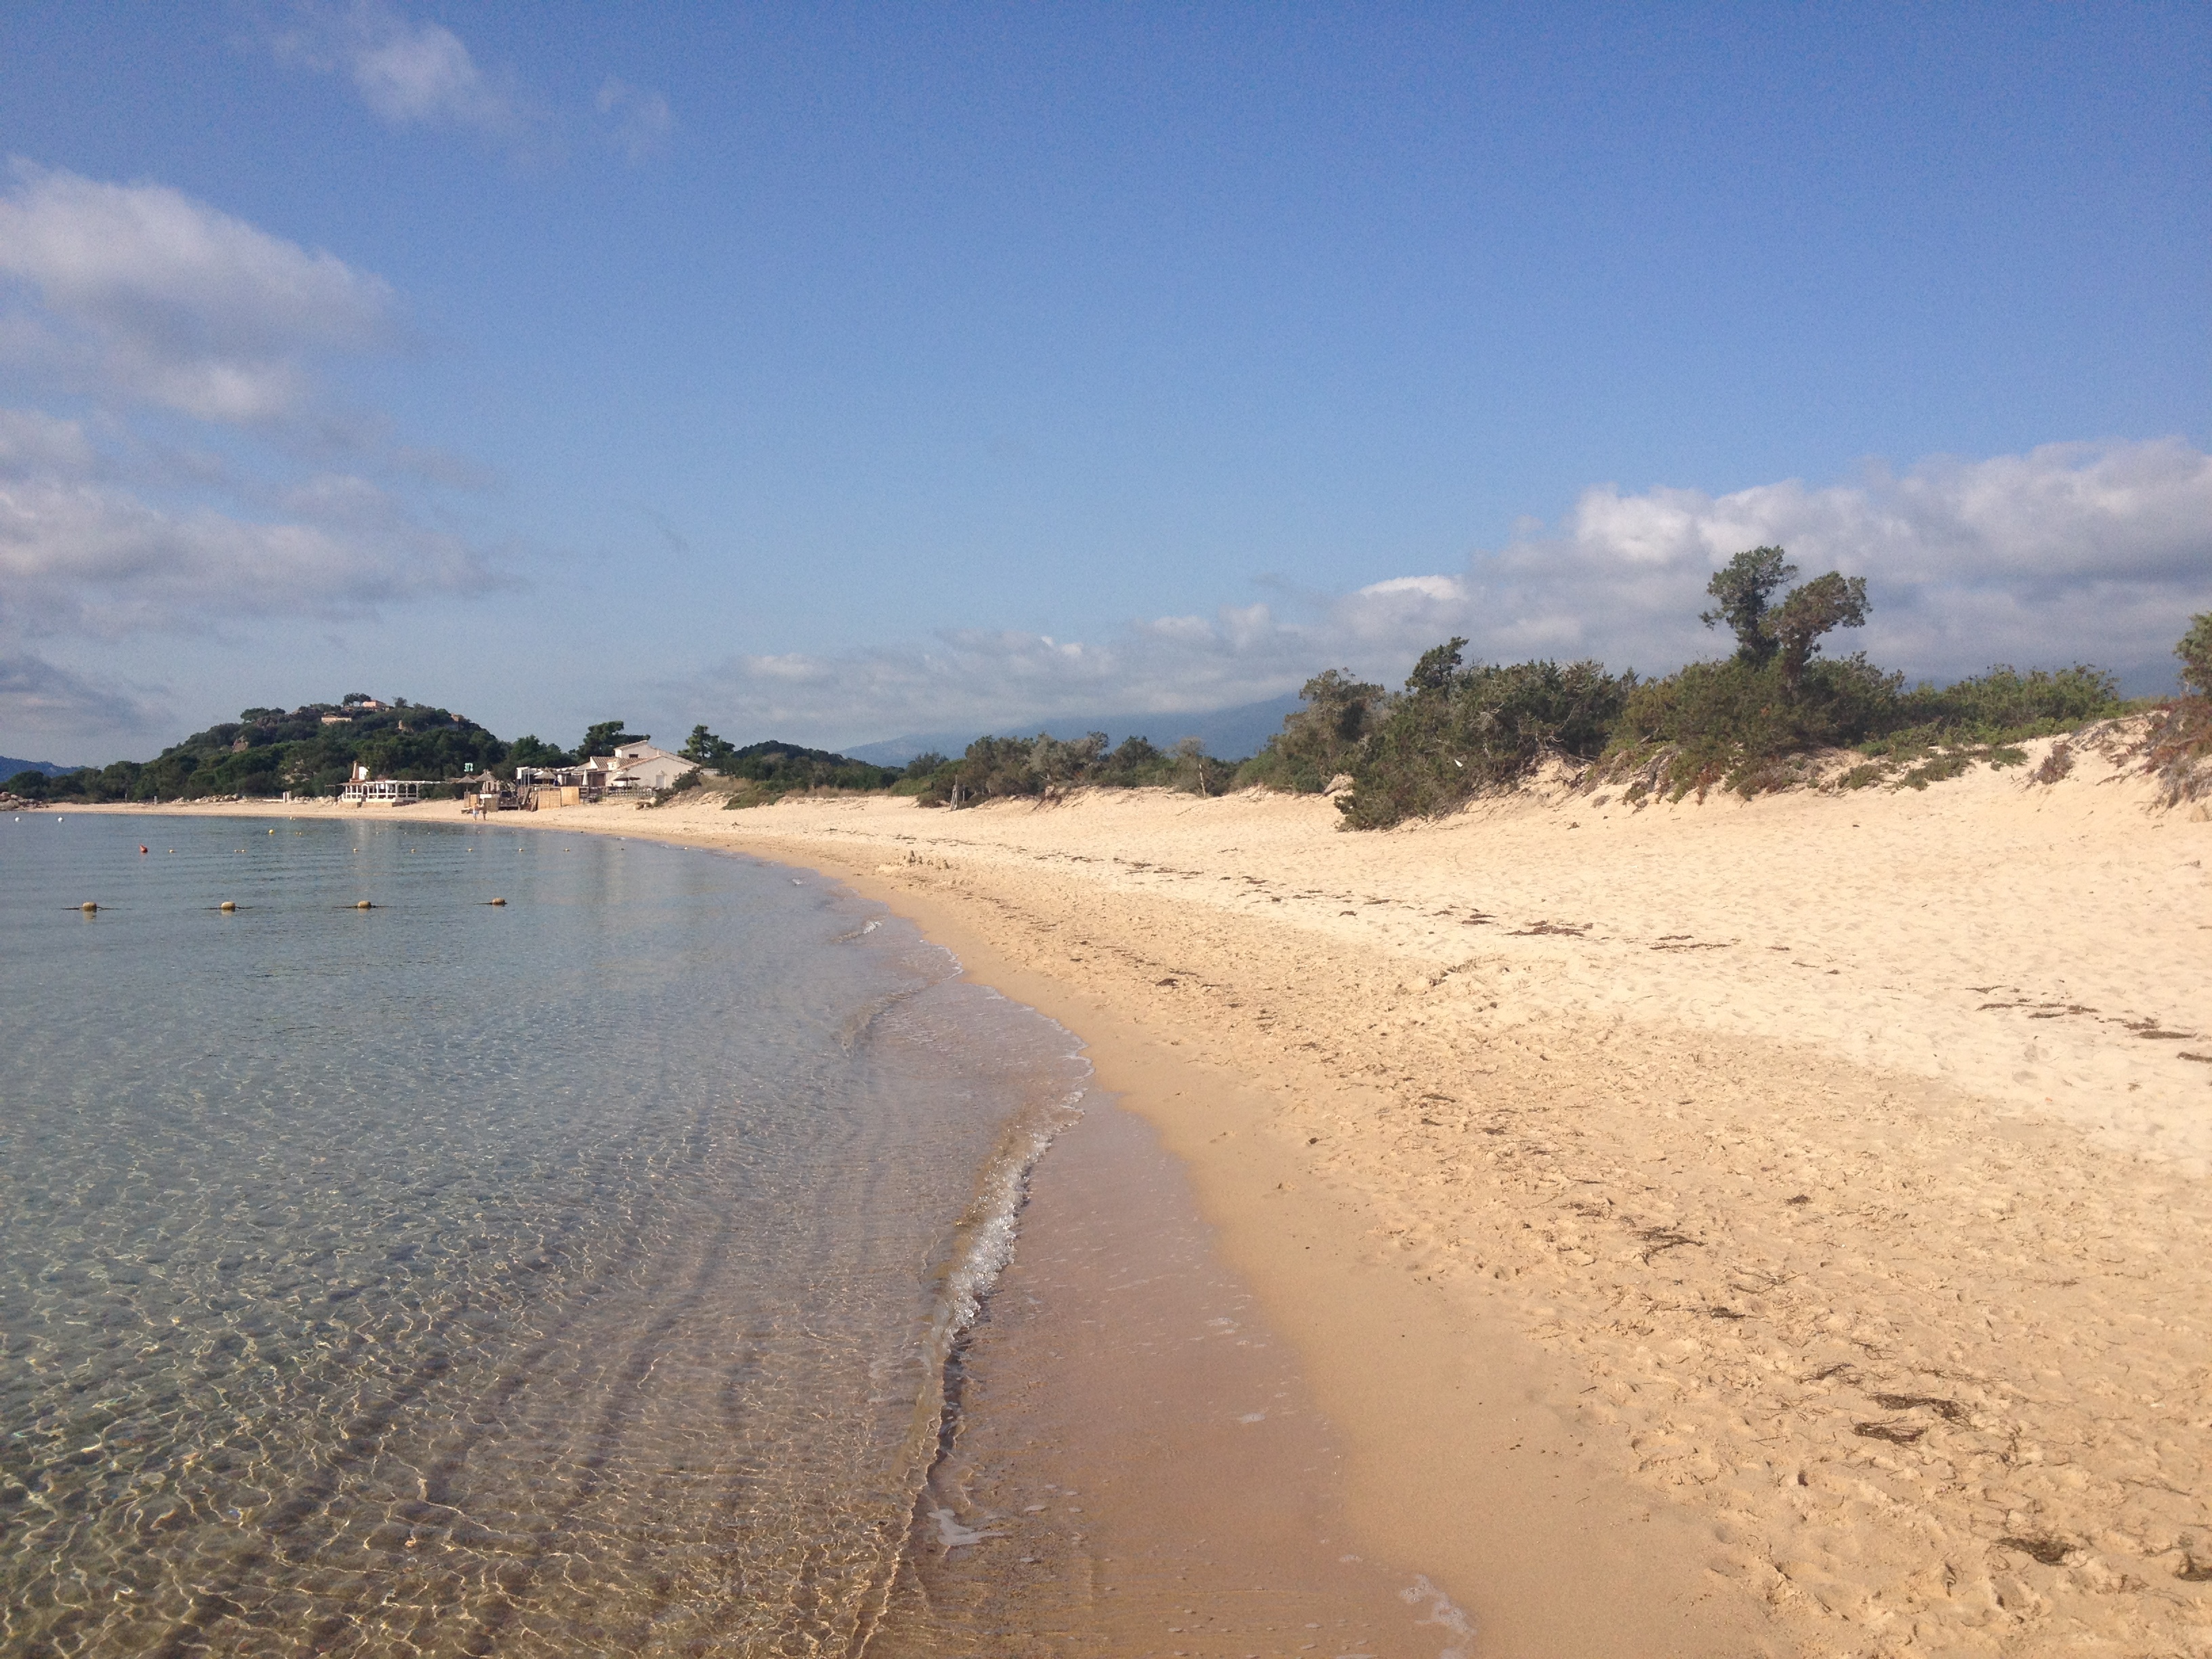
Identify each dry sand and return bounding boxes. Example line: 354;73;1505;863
81;738;2212;1656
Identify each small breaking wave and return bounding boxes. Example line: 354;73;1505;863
853;1064;1088;1650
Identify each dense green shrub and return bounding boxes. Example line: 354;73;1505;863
711;739;899;805
716;739;897;792
887;752;952;796
506;733;573;769
1335;644;1631;829
1891;664;2128;738
1093;735;1166;785
915;729;1235;806
2136;612;2212;795
2178;612;2212;700
1609;653;1903;793
1235;670;1387;792
1698;547;1868;684
7;758;146;802
579;720;648;758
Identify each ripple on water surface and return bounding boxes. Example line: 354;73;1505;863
0;814;1088;1656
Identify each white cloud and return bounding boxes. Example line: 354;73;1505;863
1492;438;2212;676
1556;439;2212;586
0;463;509;636
272;1;524;140
0;163;393;424
1357;574;1467;603
0;408;98;480
271;5;674;161
660;438;2212;748
596;78;674;163
0;170;510;749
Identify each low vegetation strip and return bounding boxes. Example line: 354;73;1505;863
12;556;2207;826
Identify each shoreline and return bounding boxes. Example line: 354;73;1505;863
750;830;1789;1656
874;1061;1479;1654
64;769;2212;1656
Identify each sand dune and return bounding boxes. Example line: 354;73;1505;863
88;736;2212;1654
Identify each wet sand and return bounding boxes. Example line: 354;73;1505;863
874;1094;1465;1657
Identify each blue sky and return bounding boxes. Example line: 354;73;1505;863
1;2;2206;760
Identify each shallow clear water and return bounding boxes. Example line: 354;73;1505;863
0;813;1088;1657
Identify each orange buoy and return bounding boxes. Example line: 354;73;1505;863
220;901;237;912
354;900;373;909
140;845;148;855
488;897;506;906
80;901;98;913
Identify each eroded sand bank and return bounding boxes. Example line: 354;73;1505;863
76;745;2212;1655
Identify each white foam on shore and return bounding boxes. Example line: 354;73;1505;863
1399;1573;1475;1658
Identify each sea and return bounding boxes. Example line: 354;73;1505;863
3;809;1472;1659
1;813;1094;1656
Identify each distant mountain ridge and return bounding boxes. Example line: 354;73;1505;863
840;693;1300;769
1;756;85;779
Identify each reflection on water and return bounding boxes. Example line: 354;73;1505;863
0;813;1086;1656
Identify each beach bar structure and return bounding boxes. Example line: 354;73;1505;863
340;764;427;806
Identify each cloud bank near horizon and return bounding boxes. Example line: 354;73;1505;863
665;437;2212;749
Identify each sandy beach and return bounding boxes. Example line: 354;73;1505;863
73;737;2212;1657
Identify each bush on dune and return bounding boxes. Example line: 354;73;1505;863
1235;669;1387;793
2177;612;2212;703
1607;653;1902;796
1580;554;2132;800
914;729;1236;806
1335;647;1631;829
1233;546;2180;827
888;752;951;796
2140;611;2212;804
1891;665;2129;741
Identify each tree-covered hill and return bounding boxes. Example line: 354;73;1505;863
5;696;506;802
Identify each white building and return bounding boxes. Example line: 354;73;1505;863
606;741;691;792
